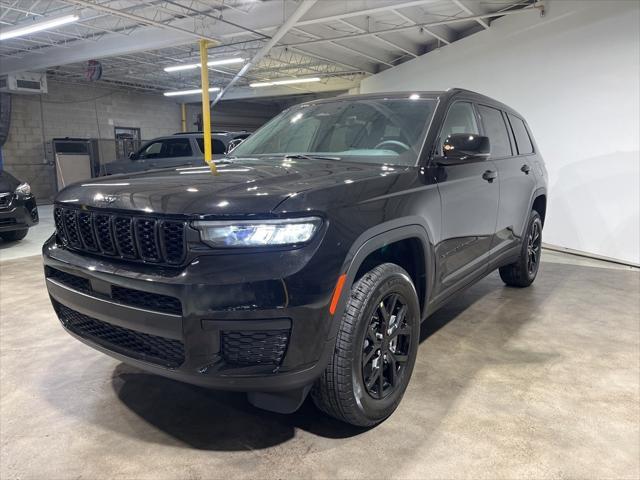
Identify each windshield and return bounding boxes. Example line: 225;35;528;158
231;96;437;166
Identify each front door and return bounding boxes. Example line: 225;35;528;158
433;101;500;296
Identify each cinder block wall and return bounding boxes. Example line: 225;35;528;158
2;80;181;202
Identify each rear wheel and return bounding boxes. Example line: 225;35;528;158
0;229;28;242
499;210;542;287
312;263;420;427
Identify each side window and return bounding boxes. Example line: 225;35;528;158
439;102;479;154
138;141;163;159
160;138;192;158
212;139;226;155
507;114;534;155
197;138;228;155
477;105;512;157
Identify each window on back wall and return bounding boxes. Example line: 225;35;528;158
114;127;141;160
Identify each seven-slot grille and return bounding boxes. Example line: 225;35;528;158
54;206;186;265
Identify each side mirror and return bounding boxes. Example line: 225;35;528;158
128;152;138;160
226;138;243;154
437;134;490;165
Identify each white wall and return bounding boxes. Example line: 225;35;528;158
361;0;640;265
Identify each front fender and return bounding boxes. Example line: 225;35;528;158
327;218;436;342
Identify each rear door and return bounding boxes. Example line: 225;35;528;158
434;100;500;296
479;106;536;259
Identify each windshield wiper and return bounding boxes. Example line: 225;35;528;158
284;154;341;161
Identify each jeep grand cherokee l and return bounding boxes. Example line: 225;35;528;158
43;89;547;426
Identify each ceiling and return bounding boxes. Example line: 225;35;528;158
0;0;538;102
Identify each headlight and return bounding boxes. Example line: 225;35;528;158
193;217;322;247
15;182;31;196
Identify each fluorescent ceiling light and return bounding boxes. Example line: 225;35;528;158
164;57;245;73
209;57;245;66
164;63;199;73
249;77;321;88
0;14;79;41
163;87;221;97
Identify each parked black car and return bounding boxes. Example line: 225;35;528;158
44;89;547;426
0;170;38;242
102;131;251;175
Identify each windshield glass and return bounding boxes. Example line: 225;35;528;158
231;96;437;166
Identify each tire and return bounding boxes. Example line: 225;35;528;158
312;263;420;427
0;228;28;242
499;210;542;287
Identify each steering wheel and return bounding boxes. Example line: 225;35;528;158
374;140;410;153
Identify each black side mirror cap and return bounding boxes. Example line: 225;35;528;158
437;134;490;165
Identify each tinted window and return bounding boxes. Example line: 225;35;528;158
507;114;534;154
138;141;163;159
162;138;192;157
197;138;227;155
477;105;511;157
439;102;479;155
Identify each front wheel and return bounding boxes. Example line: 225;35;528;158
499;210;542;287
312;263;420;427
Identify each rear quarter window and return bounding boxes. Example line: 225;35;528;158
197;138;227;155
507;114;534;155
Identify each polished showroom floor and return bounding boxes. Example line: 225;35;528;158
1;209;638;479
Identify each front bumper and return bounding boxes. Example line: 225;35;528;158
0;194;38;231
43;235;341;393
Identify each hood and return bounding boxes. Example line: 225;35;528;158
0;170;19;193
55;157;403;217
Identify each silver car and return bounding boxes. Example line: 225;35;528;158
102;131;250;175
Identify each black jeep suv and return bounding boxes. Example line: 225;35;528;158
43;89;547;426
0;169;38;242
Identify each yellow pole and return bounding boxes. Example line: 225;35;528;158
180;103;187;132
199;39;216;173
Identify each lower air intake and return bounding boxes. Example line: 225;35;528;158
54;301;185;368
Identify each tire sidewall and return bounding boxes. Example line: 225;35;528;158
350;269;420;423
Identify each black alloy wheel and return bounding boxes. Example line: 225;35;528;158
499;209;543;287
312;263;420;427
362;293;412;400
527;219;542;275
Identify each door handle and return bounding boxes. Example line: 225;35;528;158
521;164;531;174
482;170;497;183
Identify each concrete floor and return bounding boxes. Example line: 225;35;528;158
0;215;639;479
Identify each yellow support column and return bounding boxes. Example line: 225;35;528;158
199;39;216;173
180;103;187;132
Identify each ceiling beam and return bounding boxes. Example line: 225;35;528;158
329;41;395;67
62;0;221;44
211;0;318;106
0;27;195;75
334;17;417;58
391;9;452;45
450;0;490;29
283;7;537;48
295;0;439;26
373;34;418;58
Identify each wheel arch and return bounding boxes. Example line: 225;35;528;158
328;218;436;340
